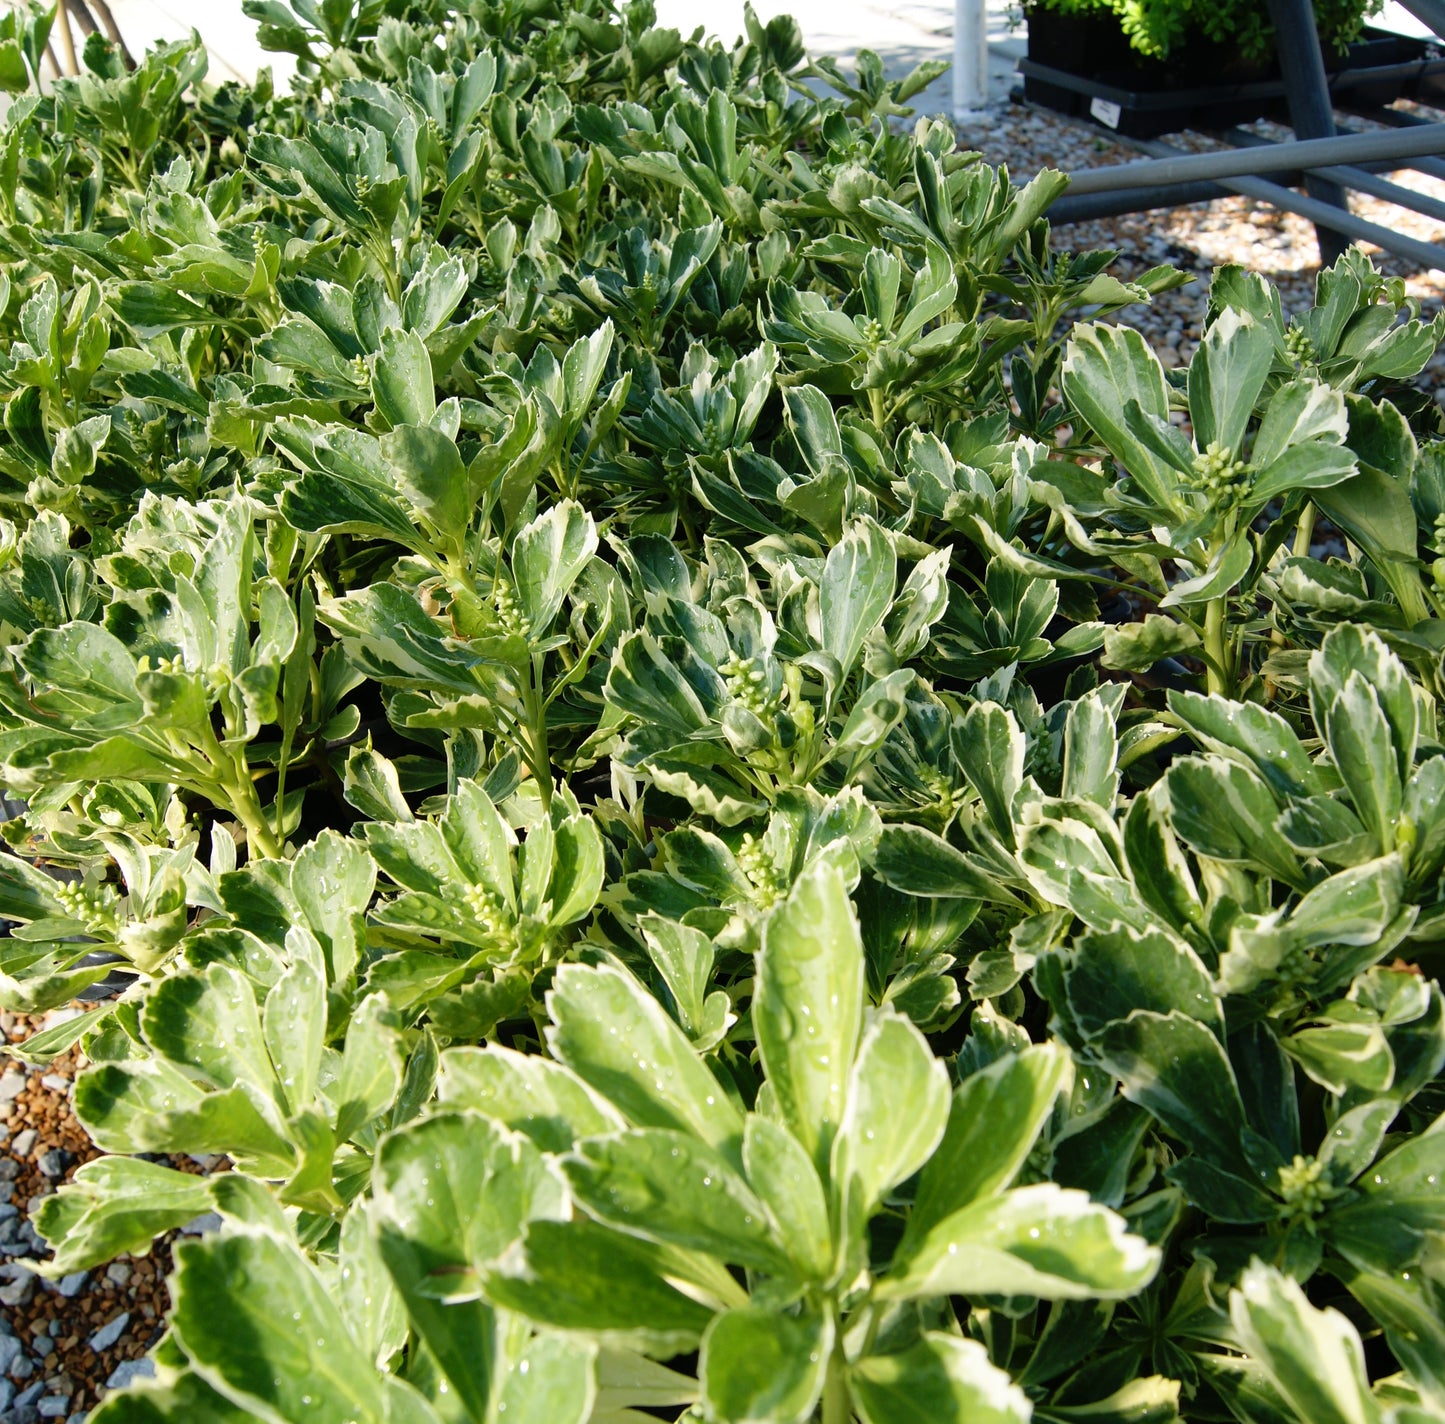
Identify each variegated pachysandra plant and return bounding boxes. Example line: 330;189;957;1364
0;0;1442;1420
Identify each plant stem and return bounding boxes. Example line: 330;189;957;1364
1202;593;1229;697
821;1333;851;1424
224;769;284;860
526;650;552;812
1291;502;1317;560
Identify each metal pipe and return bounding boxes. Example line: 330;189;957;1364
1221;128;1445;223
1313;163;1445;221
1053;163;1445;226
1056;133;1445;270
1063;122;1445;194
1268;0;1349;261
65;0;98;37
1324;115;1445;183
53;0;78;75
952;0;989;118
1050;180;1236;223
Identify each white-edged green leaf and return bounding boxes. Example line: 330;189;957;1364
755;862;865;1175
883;1183;1160;1302
170;1227;388;1424
1229;1262;1382;1424
834;1009;949;1217
821;517;896;682
699;1306;831;1424
512;499;598;634
851;1333;1032;1424
546;962;743;1155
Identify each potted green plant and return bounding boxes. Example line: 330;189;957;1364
1019;0;1443;136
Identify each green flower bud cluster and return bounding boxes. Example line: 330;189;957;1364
735;832;785;909
1276;1153;1340;1223
493;579;531;638
1275;940;1318;986
53;877;122;936
720;651;782;720
920;765;959;818
445;879;519;955
1284;325;1318;368
1191;441;1252;504
1430;516;1445;591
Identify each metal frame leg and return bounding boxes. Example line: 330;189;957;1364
1266;0;1350;262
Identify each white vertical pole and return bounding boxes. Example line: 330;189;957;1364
952;0;989;119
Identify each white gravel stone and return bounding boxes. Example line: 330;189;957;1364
0;1273;35;1307
55;1272;87;1298
104;1359;155;1390
39;1075;69;1093
0;1073;25;1101
104;1262;131;1288
9;1127;36;1157
87;1314;130;1354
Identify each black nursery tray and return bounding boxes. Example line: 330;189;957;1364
1018;22;1445;138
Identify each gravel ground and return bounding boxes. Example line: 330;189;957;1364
1;92;1443;1424
0;1012;226;1423
960;95;1445;396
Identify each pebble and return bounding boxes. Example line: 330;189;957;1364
0;1273;35;1306
37;1396;70;1418
10;1126;37;1157
0;1379;12;1410
0;1073;25;1101
16;1379;44;1407
86;1314;129;1354
36;1149;68;1179
103;1263;131;1288
104;1359;154;1391
0;1333;21;1373
55;1272;88;1299
39;1075;69;1093
179;1212;222;1236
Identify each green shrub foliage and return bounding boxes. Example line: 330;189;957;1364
0;2;1443;1420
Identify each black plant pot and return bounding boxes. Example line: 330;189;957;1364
1019;9;1445;138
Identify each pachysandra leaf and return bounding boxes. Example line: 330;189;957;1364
699;1306;832;1424
169;1227;391;1424
754;861;865;1174
884;1182;1161;1302
6;4;1445;1417
546;962;744;1155
851;1333;1033;1424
